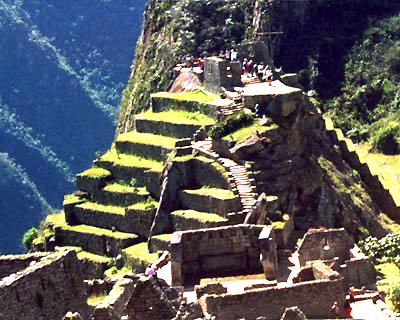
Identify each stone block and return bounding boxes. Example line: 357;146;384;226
200;253;246;273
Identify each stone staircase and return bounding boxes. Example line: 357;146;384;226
321;116;400;221
192;138;258;214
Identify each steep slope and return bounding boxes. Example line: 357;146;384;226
0;0;146;254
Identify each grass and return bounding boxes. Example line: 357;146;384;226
61;224;138;240
152;233;173;241
77;202;126;215
63;194;84;206
356;143;400;206
223;122;277;143
152;89;219;103
77;250;111;263
123;242;159;264
87;291;108;306
104;266;129;278
128;200;158;211
184;187;235;199
376;262;400;309
171;209;226;222
117;131;176;149
103;182;148;195
136;109;215;125
77;167;111;179
44;211;66;226
99;150;164;171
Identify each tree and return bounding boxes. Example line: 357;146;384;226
22;227;39;252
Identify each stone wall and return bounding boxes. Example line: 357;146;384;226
170;224;267;285
297;228;352;266
135;118;212;139
55;227;139;257
0;250;87;320
340;257;376;290
204;57;241;93
199;279;346;320
0;252;48;280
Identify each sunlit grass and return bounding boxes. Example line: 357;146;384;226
62;224;137;240
223;122;277;142
44;211;66;226
172;209;226;222
356;143;400;206
77;167;111;178
77;202;126;215
103;182;148;195
152;89;219;103
184;187;235;199
136;109;215;125
123;242;158;264
117;131;176;149
99;150;163;171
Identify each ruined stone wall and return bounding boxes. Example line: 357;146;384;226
0;252;48;280
200;279;346;320
0;250;87;320
340;258;376;290
298;228;352;266
171;225;265;284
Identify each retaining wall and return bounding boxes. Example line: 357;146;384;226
199;279;346;320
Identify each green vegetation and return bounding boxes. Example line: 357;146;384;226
359;233;400;266
62;224;137;240
77;202;126;215
324;13;400;150
22;227;39;251
172;210;225;222
129;199;158;211
99;150;163;171
185;187;235;199
104;266;129;278
103;182;148;195
223;121;277;143
151;90;219;104
117;131;176;149
123;242;159;267
209;110;255;139
77;167;111;179
137;109;215;125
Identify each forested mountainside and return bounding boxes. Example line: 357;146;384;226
117;0;400;136
0;0;146;254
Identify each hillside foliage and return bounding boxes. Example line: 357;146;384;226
324;13;400;153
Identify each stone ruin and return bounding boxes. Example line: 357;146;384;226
0;249;87;319
203;56;242;94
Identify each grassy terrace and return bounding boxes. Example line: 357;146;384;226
136;109;215;125
77;202;126;215
61;224;137;239
116;131;176;149
99;150;163;171
56;246;111;263
356;143;400;206
172;209;226;222
123;242;158;264
152;89;219;104
77;167;111;178
128;200;158;211
223;122;278;143
184;187;235;199
103;183;149;195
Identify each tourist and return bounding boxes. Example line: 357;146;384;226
198;58;204;70
343;300;352;318
225;49;230;60
264;65;273;86
348;286;356;302
145;264;157;277
230;49;237;61
241;58;248;76
331;301;339;319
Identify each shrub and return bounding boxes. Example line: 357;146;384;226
371;121;400;154
390;281;400;312
22;227;39;251
209;111;255;139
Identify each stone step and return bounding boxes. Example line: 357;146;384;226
65;201;157;238
149;234;173;253
55;225;140;257
76;167;113;195
179;188;242;217
171;209;229;231
115;131;176;162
